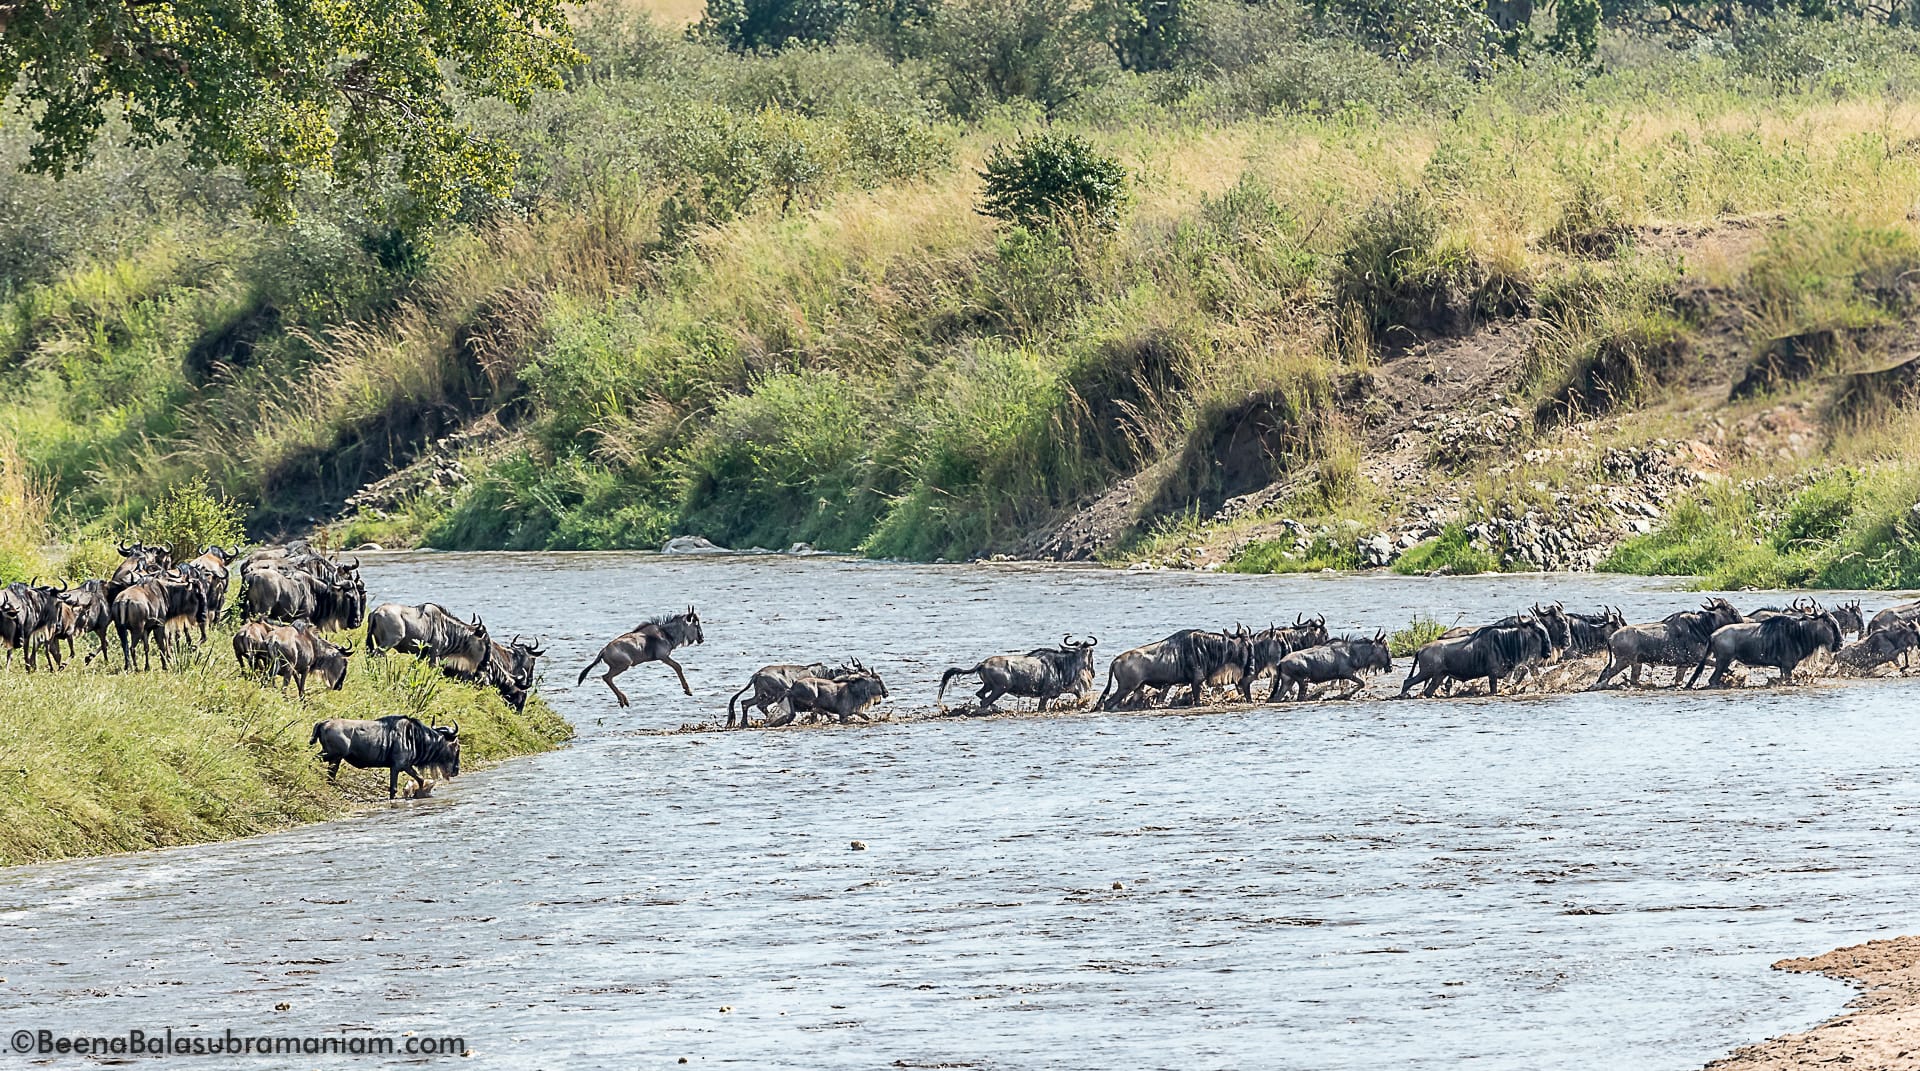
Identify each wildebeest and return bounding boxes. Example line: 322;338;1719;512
1563;606;1626;658
232;618;276;672
364;602;494;677
266;622;354;698
1241;617;1329;701
1441;604;1571;657
1270;633;1394;701
469;635;544;712
0;581;65;670
577;608;704;707
1869;599;1920;636
1833;619;1919;675
1691;609;1842;688
184;545;240;630
240;547;365;631
1400;621;1554;697
937;635;1099;712
1098;628;1255;710
1589;598;1744;690
310;715;461;799
59;580;113;665
108;542;170;599
727;661;862;728
786;671;889;724
111;572;204;671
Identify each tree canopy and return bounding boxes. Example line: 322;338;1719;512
0;0;580;223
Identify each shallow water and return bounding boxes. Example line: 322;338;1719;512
2;553;1915;1069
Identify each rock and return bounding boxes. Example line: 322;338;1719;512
850;840;868;851
785;542;816;555
1357;533;1397;568
662;535;726;554
354;542;384;552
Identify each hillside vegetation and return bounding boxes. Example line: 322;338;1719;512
10;0;1920;585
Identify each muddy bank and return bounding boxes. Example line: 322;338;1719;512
1709;938;1920;1071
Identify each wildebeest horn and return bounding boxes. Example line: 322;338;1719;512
1062;633;1072;647
448;722;460;738
1085;635;1097;647
1294;612;1304;625
338;641;354;655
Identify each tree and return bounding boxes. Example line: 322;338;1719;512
978;131;1128;231
0;0;580;225
697;0;863;50
1093;0;1191;71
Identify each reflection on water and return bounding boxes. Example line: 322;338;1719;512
1;553;1914;1069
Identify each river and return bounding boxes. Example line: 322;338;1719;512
2;552;1915;1069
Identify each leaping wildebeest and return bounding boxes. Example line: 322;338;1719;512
1588;598;1743;690
577;607;704;707
1097;628;1255;711
1270;633;1393;701
937;635;1099;713
727;661;863;728
1690;607;1842;688
311;715;461;799
1833;619;1919;675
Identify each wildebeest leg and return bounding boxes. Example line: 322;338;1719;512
326;758;342;783
1486;674;1500;696
1340;676;1364;698
600;669;631;707
660;654;692;696
977;685;1004;710
1683;657;1710;689
1707;654;1733;688
388;766;401;799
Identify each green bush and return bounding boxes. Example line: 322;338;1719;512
1223;534;1361;573
1387;613;1445;656
1333;187;1485;343
920;0;1105;115
136;478;247;562
978;130;1129;231
1393;523;1500;575
697;0;862;51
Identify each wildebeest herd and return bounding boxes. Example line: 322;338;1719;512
9;542;1920;791
694;596;1918;729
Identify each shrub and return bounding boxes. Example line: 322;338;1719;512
1333;187;1486;343
1387;613;1446;656
136;478;247;563
697;0;862;51
1393;524;1500;575
1093;0;1193;71
920;0;1106;115
978;131;1129;231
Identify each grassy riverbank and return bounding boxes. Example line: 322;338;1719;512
0;636;571;867
12;3;1920;583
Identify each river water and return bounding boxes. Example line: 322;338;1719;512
2;552;1916;1069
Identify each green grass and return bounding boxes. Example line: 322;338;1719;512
1223;533;1363;573
1387;614;1446;657
1393;524;1501;575
0;628;571;866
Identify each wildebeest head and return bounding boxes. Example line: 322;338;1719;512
424;723;462;779
1832;599;1865;635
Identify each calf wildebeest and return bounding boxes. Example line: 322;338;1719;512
937;635;1100;712
1242;617;1329;701
111;572;204;671
727;661;862;728
364;602;494;677
577;608;704;707
1563;606;1626;658
1833;619;1919;675
0;581;64;670
266;622;355;698
787;671;889;724
1589;598;1744;690
310;716;461;799
1691;609;1843;688
1098;628;1255;711
1400;621;1554;698
1270;633;1394;701
232;618;276;673
59;580;113;665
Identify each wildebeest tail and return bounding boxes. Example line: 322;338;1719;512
308;721;321;746
576;653;604;686
935;665;980;707
728;681;752;724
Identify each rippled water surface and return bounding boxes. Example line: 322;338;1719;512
4;553;1918;1069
